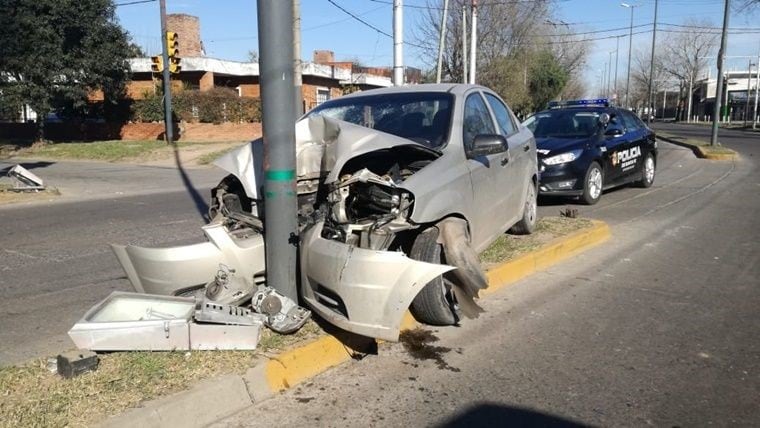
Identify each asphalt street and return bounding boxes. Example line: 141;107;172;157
215;125;759;427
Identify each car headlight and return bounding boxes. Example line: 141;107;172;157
543;150;583;165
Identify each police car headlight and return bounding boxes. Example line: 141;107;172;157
543;150;582;165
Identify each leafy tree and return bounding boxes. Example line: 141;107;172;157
528;51;569;110
0;0;132;141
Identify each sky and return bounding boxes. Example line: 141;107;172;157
116;0;760;95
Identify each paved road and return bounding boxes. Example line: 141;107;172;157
216;127;759;426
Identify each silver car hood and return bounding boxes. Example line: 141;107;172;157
212;115;439;199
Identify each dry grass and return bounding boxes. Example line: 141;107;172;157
479;216;593;266
0;320;321;428
0;183;60;205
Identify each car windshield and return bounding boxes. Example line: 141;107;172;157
306;92;454;149
528;110;601;139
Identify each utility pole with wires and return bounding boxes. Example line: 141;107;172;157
462;5;467;84
614;36;621;103
435;0;449;83
711;0;731;147
469;0;477;84
159;0;173;144
293;0;303;117
621;2;638;109
646;0;659;125
392;0;403;86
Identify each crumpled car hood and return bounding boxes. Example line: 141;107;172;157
213;115;440;199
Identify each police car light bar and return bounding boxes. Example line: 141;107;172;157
548;99;609;109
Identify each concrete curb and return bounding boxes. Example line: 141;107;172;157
101;220;611;428
657;134;738;161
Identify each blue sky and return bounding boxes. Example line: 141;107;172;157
117;0;760;94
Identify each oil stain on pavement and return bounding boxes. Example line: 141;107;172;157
399;328;461;372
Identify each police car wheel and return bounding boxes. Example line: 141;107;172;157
509;180;537;235
409;227;458;326
582;162;603;205
636;154;655;188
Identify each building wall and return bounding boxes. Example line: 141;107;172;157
167;14;203;57
126;80;157;100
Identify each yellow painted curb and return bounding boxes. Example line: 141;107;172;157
264;335;352;392
484;220;610;294
260;220;610;395
698;147;738;161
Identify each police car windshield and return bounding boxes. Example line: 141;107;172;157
529;110;600;139
306;92;454;149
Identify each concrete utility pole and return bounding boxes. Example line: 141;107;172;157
615;36;620;102
393;0;403;86
257;0;298;301
711;0;731;147
745;59;754;127
159;0;174;144
469;0;477;84
435;0;449;83
754;53;760;129
608;51;614;97
621;3;638;109
293;0;303;117
462;6;467;84
646;0;659;124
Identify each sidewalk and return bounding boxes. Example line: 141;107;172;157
0;158;223;206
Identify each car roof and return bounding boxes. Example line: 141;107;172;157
338;83;491;99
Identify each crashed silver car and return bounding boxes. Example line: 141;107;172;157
112;84;538;341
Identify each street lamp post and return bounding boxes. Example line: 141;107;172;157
621;3;639;109
711;0;731;147
646;0;659;125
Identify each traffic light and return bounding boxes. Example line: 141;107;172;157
166;31;181;74
150;55;163;73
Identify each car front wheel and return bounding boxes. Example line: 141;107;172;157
582;162;603;205
409;228;458;326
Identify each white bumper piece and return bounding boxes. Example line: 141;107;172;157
300;222;454;342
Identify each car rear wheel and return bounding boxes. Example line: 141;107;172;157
636;153;655;188
582;162;603;205
509;180;537;235
409;228;458;326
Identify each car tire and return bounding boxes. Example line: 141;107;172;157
409;227;458;326
509;180;537;235
636;153;655;188
581;162;603;205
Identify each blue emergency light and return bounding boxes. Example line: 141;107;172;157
548;98;609;109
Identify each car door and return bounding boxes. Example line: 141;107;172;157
462;91;512;249
601;110;630;185
618;110;648;181
483;92;530;223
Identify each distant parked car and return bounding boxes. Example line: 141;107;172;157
524;99;657;205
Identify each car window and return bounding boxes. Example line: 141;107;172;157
307;92;454;149
484;93;516;136
531;110;600;138
620;111;640;131
462;93;496;153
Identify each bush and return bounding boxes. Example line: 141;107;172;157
130;87;261;124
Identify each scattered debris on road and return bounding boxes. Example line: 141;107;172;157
6;164;46;191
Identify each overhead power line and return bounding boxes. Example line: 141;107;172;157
325;0;427;49
115;0;156;6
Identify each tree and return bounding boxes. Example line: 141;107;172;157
630;48;669;111
528;51;569;109
0;0;132;140
660;19;718;120
247;50;259;63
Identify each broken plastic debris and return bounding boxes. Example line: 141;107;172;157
251;286;311;334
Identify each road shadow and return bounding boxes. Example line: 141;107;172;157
161;118;210;221
437;403;590;428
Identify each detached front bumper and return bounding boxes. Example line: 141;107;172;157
300;222;454;342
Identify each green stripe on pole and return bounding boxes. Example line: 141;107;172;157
266;170;296;181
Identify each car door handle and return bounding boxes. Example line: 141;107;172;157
500;157;509;166
523;145;529;152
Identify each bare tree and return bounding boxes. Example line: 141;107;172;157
631;48;669;111
660;19;718;120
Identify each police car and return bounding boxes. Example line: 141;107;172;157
523;99;657;205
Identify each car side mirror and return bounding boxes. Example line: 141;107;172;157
605;128;624;137
469;134;507;158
